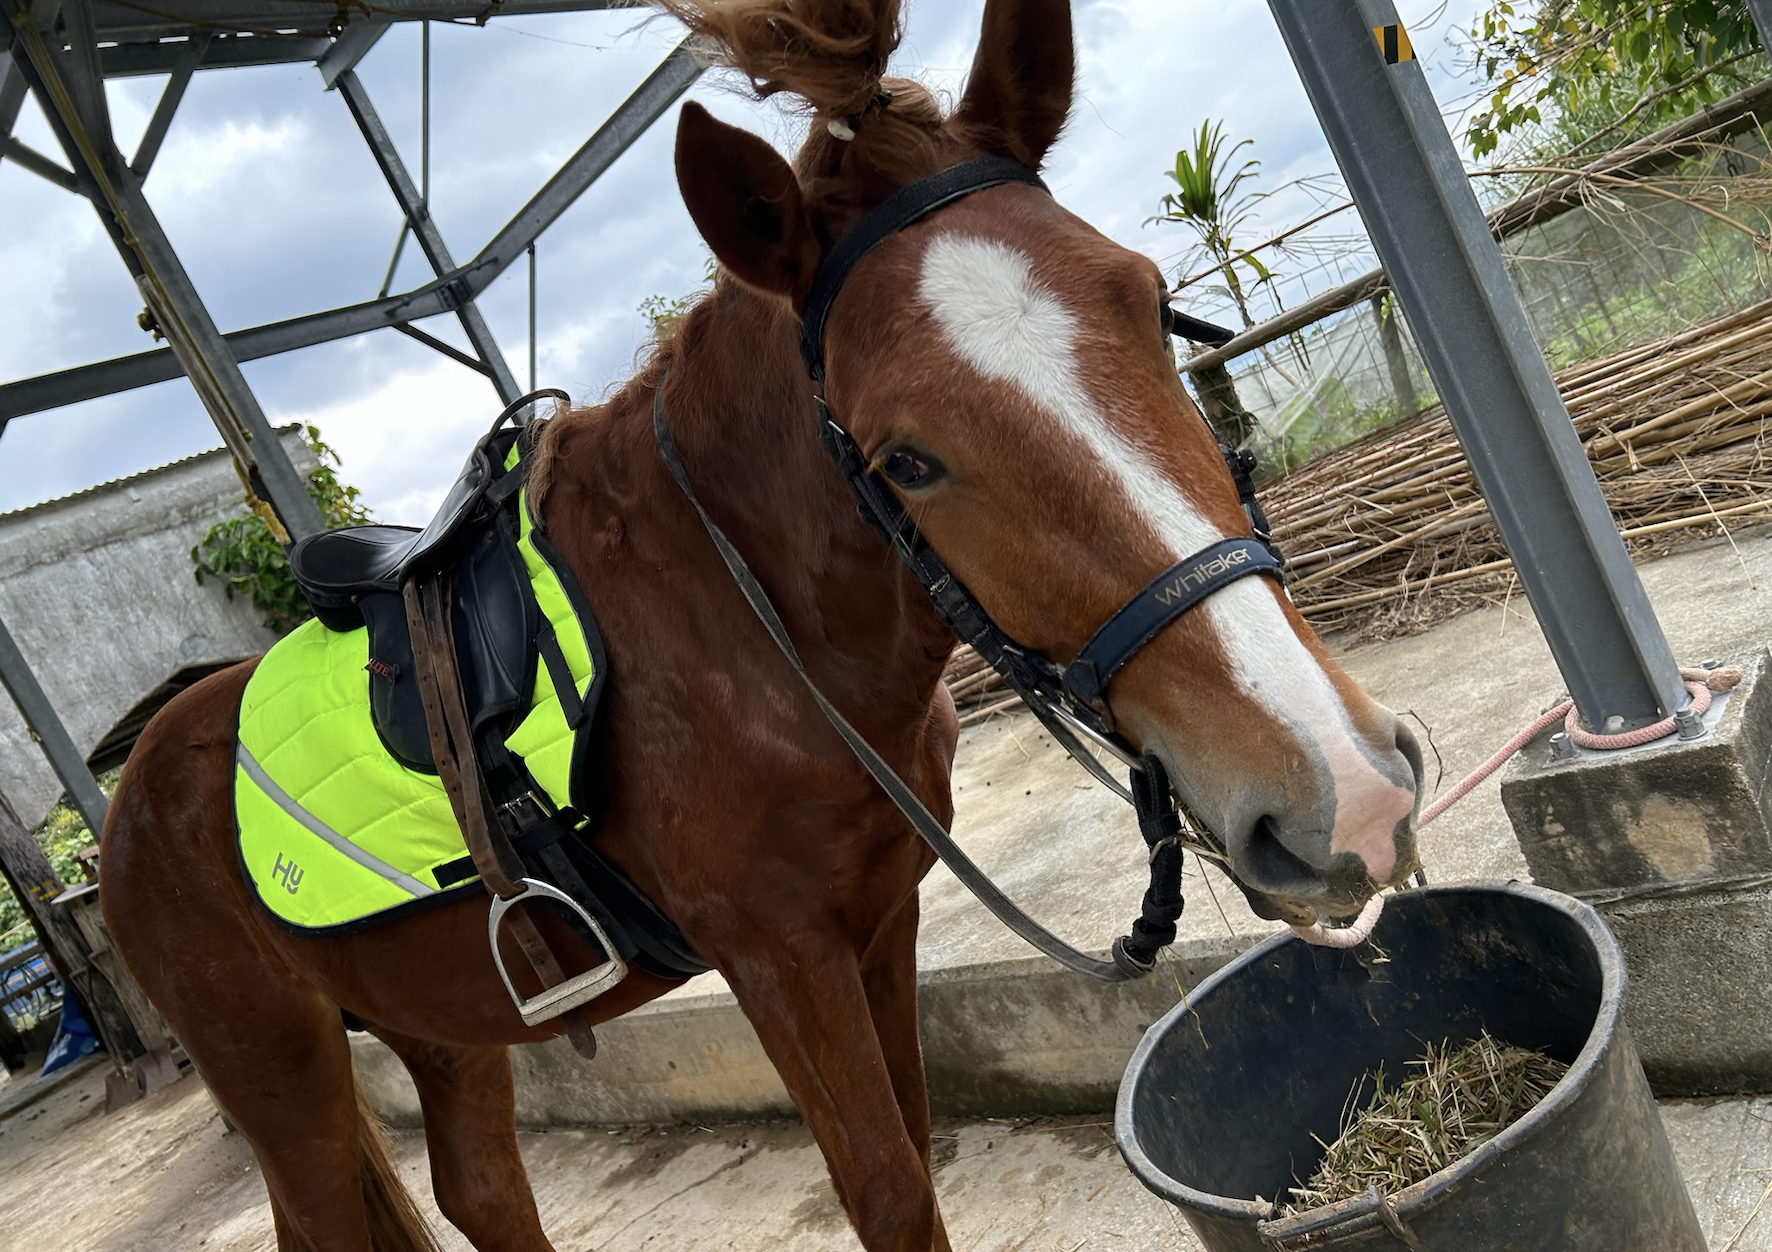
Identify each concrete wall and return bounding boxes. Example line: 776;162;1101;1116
0;430;315;829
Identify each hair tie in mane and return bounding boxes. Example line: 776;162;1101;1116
826;87;894;142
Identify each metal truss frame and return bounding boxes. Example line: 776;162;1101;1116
0;5;701;500
0;1;700;883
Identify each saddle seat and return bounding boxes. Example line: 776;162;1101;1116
292;425;511;632
288;524;420;626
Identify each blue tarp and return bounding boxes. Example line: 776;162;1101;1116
40;994;97;1076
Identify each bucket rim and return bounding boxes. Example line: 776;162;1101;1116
1112;881;1626;1233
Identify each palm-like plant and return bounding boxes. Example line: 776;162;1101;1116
1151;121;1273;328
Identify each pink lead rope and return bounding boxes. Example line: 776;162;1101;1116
1287;665;1743;947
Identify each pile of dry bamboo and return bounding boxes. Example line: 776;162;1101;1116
940;297;1772;719
1266;294;1772;637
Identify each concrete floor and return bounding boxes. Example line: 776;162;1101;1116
4;1062;1772;1250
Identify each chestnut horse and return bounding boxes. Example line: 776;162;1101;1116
100;1;1423;1248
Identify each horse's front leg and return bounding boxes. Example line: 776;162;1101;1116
861;889;938;1174
721;916;950;1252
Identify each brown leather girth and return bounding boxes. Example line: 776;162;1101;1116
403;573;601;1060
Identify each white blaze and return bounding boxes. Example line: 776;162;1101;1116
916;234;1408;874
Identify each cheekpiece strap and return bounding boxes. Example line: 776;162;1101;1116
1064;538;1284;708
799;156;1048;378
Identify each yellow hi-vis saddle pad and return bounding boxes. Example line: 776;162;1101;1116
233;475;603;933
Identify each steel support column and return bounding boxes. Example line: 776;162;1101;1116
1265;0;1686;730
1750;0;1772;62
0;612;107;832
336;68;521;403
5;0;325;539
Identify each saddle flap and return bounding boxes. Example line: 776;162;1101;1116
451;516;541;737
354;514;540;775
360;592;431;771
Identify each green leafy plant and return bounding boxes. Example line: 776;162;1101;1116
1467;0;1767;160
0;769;121;946
190;425;371;634
1149;120;1276;328
639;251;719;343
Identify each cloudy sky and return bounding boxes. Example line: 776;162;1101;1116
0;0;1486;524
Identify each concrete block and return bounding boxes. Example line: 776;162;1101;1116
1501;649;1772;893
1595;881;1772;1096
353;939;1250;1129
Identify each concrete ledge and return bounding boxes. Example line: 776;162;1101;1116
353;936;1257;1129
1594;877;1772;1096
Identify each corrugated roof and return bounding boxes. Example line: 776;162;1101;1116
0;424;306;523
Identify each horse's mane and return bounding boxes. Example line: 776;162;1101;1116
656;0;948;186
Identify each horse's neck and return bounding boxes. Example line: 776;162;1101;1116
567;279;954;733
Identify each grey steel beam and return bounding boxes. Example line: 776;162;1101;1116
5;0;324;539
101;32;325;79
1751;0;1772;62
0;48;23;136
0;284;461;421
89;0;624;42
463;36;703;298
336;67;520;402
394;322;493;375
0;133;82;192
0;0;52;154
1264;0;1686;730
317;18;390;90
0;612;108;832
53;0;109;142
1;20;691;424
129;34;205;178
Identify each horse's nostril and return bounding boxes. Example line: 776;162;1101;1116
1242;814;1321;895
1395;719;1426;792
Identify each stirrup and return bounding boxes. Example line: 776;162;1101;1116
488;878;629;1025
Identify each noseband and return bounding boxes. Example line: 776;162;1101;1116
655;157;1288;981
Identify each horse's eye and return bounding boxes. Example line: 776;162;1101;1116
880;448;940;488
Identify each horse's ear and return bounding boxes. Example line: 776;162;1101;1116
675;102;821;303
953;0;1075;169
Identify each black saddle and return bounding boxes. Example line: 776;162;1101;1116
292;422;536;773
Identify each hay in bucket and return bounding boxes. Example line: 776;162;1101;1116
1280;1031;1569;1215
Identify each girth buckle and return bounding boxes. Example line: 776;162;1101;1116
488;878;629;1025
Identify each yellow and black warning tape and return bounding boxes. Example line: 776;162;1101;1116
1373;23;1413;64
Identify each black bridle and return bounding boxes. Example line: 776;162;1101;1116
656;157;1286;981
801;159;1284;773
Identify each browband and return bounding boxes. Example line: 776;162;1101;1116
1063;537;1284;708
799;156;1050;378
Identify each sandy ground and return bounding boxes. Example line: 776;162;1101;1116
0;1064;1187;1251
2;1062;1771;1251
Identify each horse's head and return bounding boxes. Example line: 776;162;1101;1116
664;0;1423;921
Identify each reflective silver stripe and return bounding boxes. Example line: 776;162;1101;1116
236;743;435;898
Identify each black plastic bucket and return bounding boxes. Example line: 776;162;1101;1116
1116;883;1703;1250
